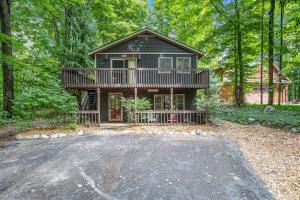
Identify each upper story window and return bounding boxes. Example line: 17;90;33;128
158;57;173;73
176;57;191;73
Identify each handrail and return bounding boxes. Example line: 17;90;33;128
62;68;209;88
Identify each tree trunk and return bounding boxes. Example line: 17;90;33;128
260;0;265;104
0;0;14;118
278;0;285;105
234;0;243;107
268;0;275;105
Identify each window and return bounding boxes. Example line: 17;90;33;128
176;57;191;73
154;94;185;110
174;94;184;110
158;57;173;73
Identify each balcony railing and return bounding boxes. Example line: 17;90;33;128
62;68;209;88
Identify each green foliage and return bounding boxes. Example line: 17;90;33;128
216;106;300;131
120;97;151;122
245;103;300;112
13;87;77;119
197;72;223;118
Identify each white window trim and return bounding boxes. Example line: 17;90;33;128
110;58;124;68
176;57;191;74
154;94;185;110
158;57;173;73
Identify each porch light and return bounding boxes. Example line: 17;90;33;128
105;54;108;60
138;54;142;60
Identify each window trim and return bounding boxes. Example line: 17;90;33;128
158;57;173;73
176;57;191;74
154;94;185;110
110;57;124;68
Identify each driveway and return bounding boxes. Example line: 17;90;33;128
0;134;273;200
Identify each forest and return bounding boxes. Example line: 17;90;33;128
0;0;299;127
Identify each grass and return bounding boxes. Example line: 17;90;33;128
215;106;300;132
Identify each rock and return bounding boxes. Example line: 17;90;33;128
22;135;32;140
196;129;207;136
15;134;23;140
122;130;130;134
248;118;256;124
40;134;49;139
264;105;275;113
291;128;298;133
190;131;196;135
77;130;84;135
210;118;224;126
58;133;67;138
50;134;58;139
32;134;41;139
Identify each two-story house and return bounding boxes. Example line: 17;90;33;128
62;28;209;125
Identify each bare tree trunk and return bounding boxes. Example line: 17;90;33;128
278;0;285;105
0;0;14;118
260;0;265;104
268;0;275;105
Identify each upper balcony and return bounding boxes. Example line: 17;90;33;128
61;68;209;89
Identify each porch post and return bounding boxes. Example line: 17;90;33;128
170;88;174;110
170;88;174;124
134;87;137;124
97;88;101;126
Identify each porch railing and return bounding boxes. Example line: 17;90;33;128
134;110;207;125
62;68;209;88
76;110;99;125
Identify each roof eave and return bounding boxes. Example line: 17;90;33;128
88;28;204;58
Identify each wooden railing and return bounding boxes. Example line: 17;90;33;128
62;68;209;88
76;110;99;126
134;110;207;125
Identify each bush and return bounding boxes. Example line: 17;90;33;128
197;71;223;118
12;86;78;125
245;103;300;112
120;97;151;122
216;106;300;131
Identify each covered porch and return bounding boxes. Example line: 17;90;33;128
75;87;208;125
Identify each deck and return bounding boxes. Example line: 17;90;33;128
61;68;209;89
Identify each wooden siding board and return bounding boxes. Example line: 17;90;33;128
104;36;190;53
96;54;197;69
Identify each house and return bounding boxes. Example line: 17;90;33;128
216;64;291;104
61;28;209;125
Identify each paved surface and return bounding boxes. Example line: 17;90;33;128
0;134;273;200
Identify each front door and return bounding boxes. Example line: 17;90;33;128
108;92;123;121
126;58;137;84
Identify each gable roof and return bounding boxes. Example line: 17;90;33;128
88;28;204;59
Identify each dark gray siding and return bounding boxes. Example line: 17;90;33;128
99;89;197;122
105;36;190;53
96;54;197;69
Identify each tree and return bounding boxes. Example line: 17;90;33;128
268;0;275;105
260;0;265;104
0;0;14;117
278;0;286;105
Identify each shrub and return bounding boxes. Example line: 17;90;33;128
13;86;78;124
216;106;300;131
197;71;223;118
120;97;151;122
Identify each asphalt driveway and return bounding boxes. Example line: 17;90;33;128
0;134;273;200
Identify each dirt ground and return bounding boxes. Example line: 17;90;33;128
210;122;300;200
